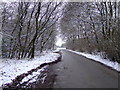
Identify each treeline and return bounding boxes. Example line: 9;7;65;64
1;1;62;59
61;2;120;63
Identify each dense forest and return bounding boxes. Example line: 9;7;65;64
61;2;120;63
0;1;120;63
0;1;63;59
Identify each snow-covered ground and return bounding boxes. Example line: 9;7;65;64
62;49;120;72
0;52;60;87
20;65;48;86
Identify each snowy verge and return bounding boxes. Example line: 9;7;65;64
0;52;60;87
20;65;48;85
61;48;120;72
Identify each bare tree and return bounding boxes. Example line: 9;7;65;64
1;1;63;59
61;2;120;63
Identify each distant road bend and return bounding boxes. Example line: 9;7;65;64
53;49;119;88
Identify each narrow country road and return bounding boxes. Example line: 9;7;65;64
53;49;119;88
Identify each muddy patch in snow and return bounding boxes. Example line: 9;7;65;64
2;53;62;89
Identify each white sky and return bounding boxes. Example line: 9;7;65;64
55;37;65;47
1;0;119;2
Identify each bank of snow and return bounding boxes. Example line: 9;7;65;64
0;52;60;87
64;49;119;72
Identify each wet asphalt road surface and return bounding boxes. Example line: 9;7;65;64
53;50;119;88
